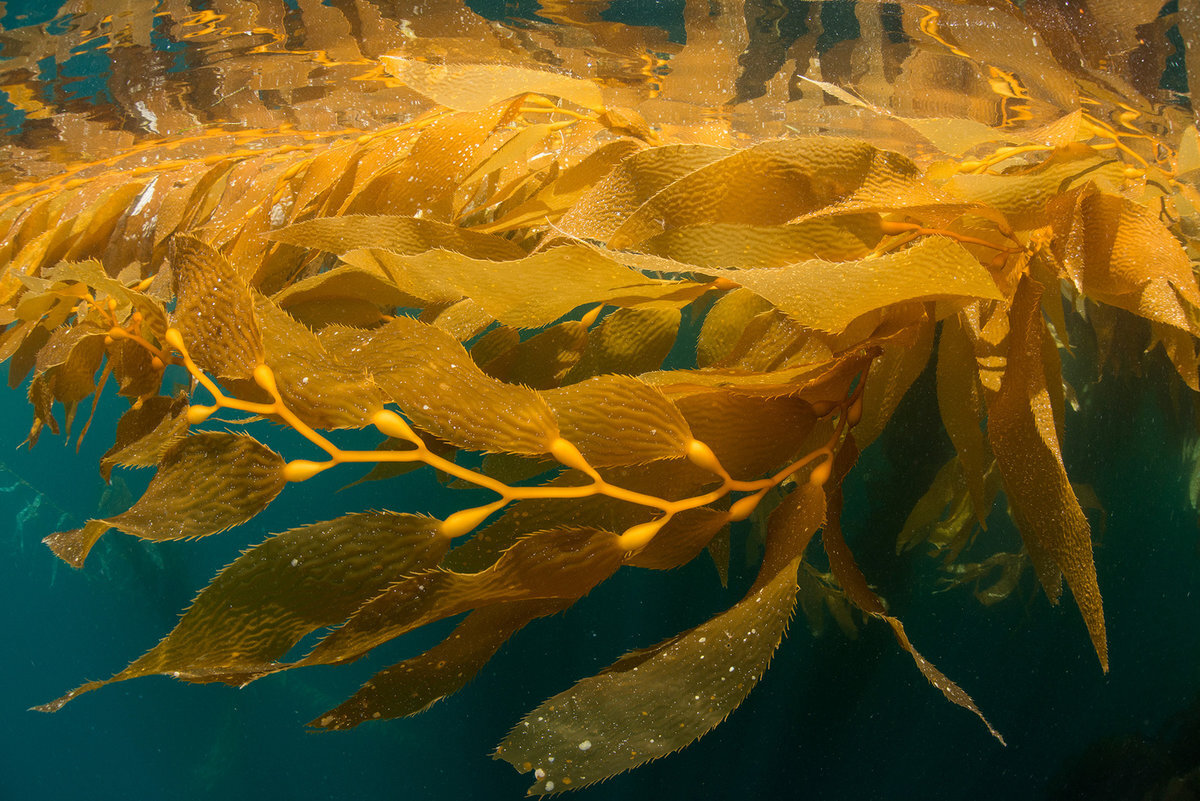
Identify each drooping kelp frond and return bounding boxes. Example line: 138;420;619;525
6;7;1200;794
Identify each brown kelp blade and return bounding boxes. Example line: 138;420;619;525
298;527;625;669
823;440;1004;742
496;483;825;795
37;512;449;711
607;138;923;249
269;214;526;260
256;298;388;430
987;276;1107;670
342;244;699;329
44;432;286;568
708;236;1002;334
325;315;560;455
169;235;263;381
543;374;693;467
310;599;569;730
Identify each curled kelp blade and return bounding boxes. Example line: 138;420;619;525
340;244;702;329
986;276;1107;670
269;213;526;260
705;236;1002;334
497;483;825;796
605;138;925;250
99;395;190;481
44;432;286;568
310;599;570;730
476;320;590;390
563;305;680;382
822;440;1005;742
36;512;449;712
297;527;625;670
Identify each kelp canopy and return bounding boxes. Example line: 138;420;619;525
3;0;1200;794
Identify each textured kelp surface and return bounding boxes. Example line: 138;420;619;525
4;0;1200;796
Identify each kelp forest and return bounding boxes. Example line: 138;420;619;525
3;0;1200;797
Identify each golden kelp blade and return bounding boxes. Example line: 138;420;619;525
496;483;825;796
169;235;263;380
477;320;589;389
607;138;923;249
672;391;818;479
272;266;424;330
937;314;992;524
44;432;286;568
987;276;1107;669
269;214;526;260
1047;185;1200;388
949;148;1125;228
558;144;728;242
35;513;448;712
99;396;190;481
256;299;388;430
342;244;700;329
710;236;1002;334
637;218;882;268
543;375;693;467
565;306;680;381
324;315;559;455
298;527;625;669
311;599;570;730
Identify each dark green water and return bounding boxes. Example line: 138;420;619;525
3;2;1200;799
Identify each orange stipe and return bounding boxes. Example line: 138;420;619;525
154;327;862;555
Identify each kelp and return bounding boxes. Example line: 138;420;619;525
5;0;1200;795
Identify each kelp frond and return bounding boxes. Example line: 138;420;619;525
4;0;1200;794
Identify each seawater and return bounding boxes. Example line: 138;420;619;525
2;2;1199;800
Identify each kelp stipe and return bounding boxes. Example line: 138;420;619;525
4;1;1200;794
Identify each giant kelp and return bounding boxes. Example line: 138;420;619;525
4;0;1200;795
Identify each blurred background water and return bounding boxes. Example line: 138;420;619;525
2;1;1200;800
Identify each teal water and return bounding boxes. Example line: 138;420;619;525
3;1;1200;800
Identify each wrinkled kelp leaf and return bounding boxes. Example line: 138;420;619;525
987;276;1107;669
497;483;825;795
638;218;882;268
324;315;559;454
44;432;286;568
99;395;190;480
257;299;388;430
475;320;588;389
558;144;728;242
271;266;424;329
564;305;680;382
474;140;643;235
710;236;1002;333
608;138;922;249
543;375;693;467
298;527;625;668
311;599;568;730
169;235;263;380
270;214;525;260
343;244;696;329
37;512;448;711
